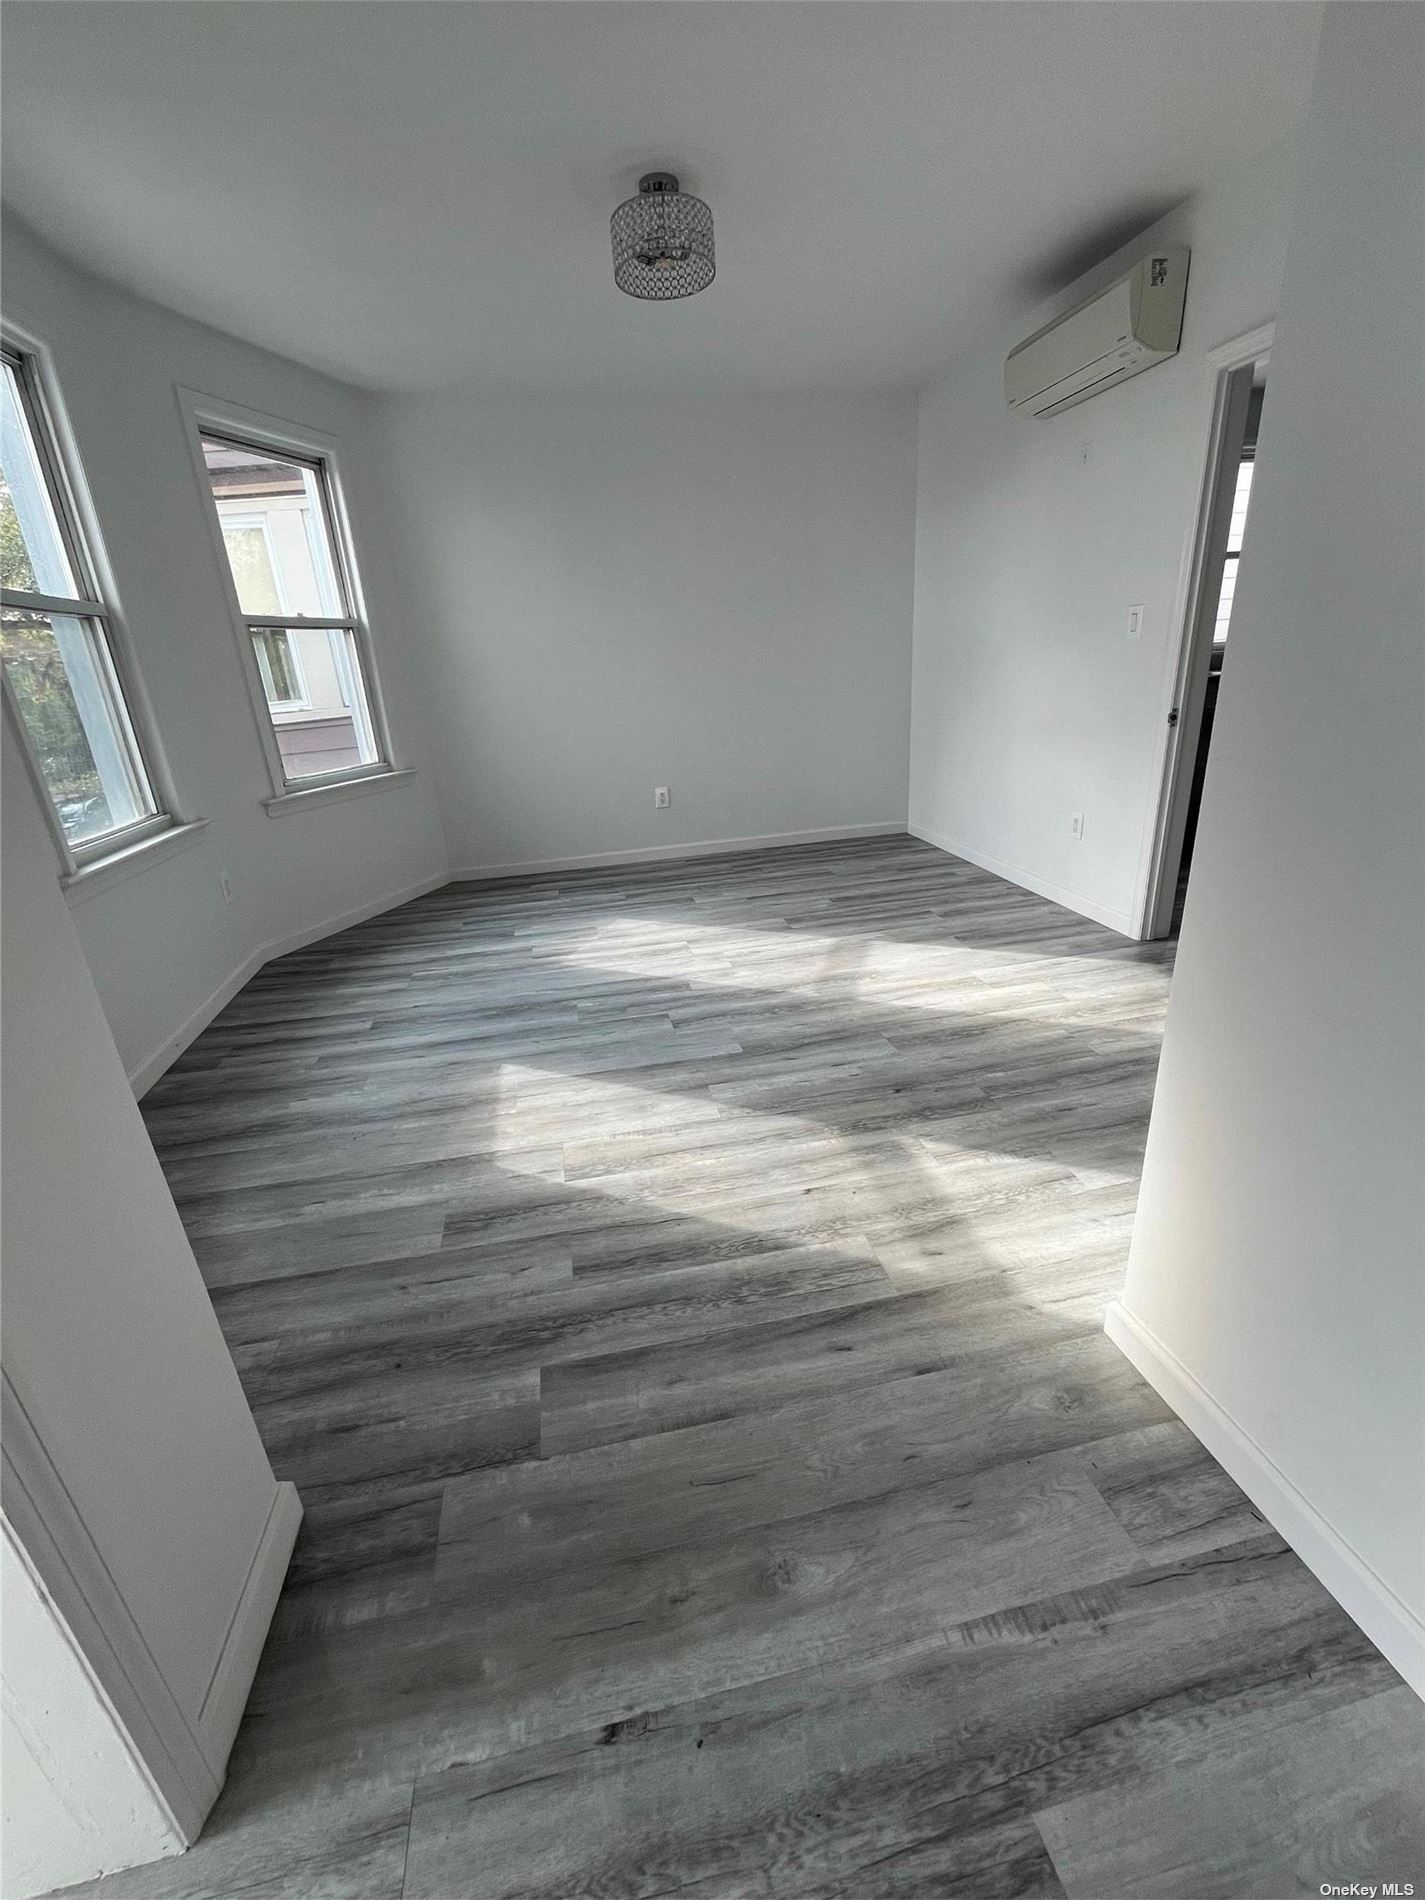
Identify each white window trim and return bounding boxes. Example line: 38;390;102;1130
1;320;187;878
175;386;405;808
261;764;417;818
60;815;211;904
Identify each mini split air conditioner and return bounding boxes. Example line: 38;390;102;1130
1005;247;1190;418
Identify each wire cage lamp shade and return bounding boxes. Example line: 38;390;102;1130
611;173;715;300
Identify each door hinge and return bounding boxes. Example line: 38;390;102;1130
1167;707;1181;728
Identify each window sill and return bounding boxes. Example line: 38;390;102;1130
262;766;416;818
62;819;210;905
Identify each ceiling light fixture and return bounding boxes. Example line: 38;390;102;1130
611;172;714;301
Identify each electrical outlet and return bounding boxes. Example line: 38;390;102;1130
1127;603;1145;640
218;871;234;905
654;786;670;809
1069;812;1085;841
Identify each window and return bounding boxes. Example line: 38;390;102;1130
1;344;168;862
1211;456;1255;646
196;430;387;789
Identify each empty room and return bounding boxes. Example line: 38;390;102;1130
1;3;1421;1897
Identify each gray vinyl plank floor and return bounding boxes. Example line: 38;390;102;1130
56;837;1422;1899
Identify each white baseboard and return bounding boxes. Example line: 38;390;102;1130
907;821;1136;937
1;1370;218;1844
1105;1300;1425;1700
127;869;449;1097
126;952;266;1101
195;1483;302;1765
2;1522;186;1899
449;822;908;883
253;869;449;964
3;1366;306;1864
128;836;914;1088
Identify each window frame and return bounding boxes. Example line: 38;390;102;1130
1;328;178;874
177;388;399;804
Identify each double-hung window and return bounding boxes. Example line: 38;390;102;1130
1;342;169;864
194;425;389;792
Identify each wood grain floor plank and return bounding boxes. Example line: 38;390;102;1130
53;836;1416;1900
440;1335;1170;1576
399;1539;1398;1900
1035;1683;1425;1898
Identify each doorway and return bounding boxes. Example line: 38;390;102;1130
1142;334;1270;939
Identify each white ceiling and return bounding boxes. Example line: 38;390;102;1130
0;2;1321;395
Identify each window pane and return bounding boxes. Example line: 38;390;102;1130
253;625;379;781
1225;458;1254;557
1;606;156;844
1212;556;1240;645
1;361;80;598
222;522;282;616
201;436;344;615
252;627;305;707
1213;457;1257;646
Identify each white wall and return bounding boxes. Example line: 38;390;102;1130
2;723;299;1888
1111;0;1424;1693
1;215;449;1085
908;136;1298;934
2;1525;180;1900
377;390;917;875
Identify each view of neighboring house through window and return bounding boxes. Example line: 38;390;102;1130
0;344;166;861
199;434;384;784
